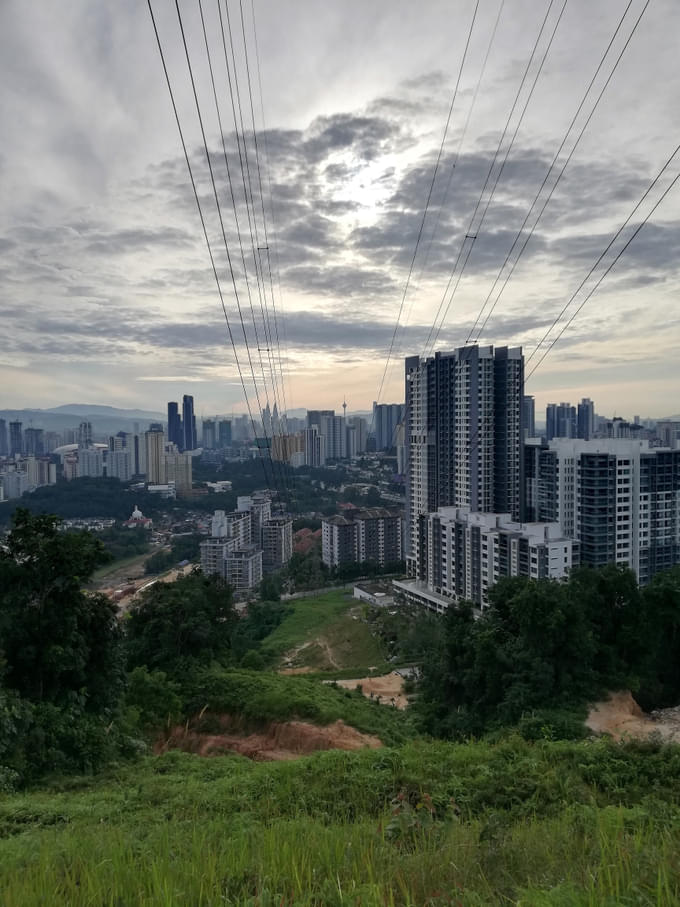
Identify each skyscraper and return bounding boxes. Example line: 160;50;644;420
167;401;183;450
577;398;595;440
145;427;166;484
182;395;197;451
522;395;535;439
372;402;404;450
202;419;216;450
24;427;44;457
404;345;524;578
218;419;232;448
9;421;23;456
0;419;7;456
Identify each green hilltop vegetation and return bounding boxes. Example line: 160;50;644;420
3;507;680;904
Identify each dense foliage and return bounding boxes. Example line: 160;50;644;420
125;571;237;675
0;510;126;781
418;565;680;738
97;524;149;562
144;532;203;575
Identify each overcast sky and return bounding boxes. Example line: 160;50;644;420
1;0;679;420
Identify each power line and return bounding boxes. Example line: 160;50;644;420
146;0;277;497
526;145;680;379
468;0;649;345
387;0;506;405
370;0;481;434
248;0;299;509
196;0;291;506
423;0;568;358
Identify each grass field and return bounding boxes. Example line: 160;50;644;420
2;738;680;905
91;551;150;582
261;590;387;672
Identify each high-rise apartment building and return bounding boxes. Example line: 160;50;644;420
78;421;93;449
107;449;132;482
77;448;104;478
347;416;368;454
145;428;166;484
182;395;197;451
9;421;23;456
303;426;325;467
546;402;576;440
522;395;536;439
372;403;404;451
24;427;44;456
261;516;294;573
218;419;232;448
202;419;216;450
404;345;524;579
167;402;183;450
577;398;595;441
525;438;680;584
394;507;574;613
322;509;404;568
0;419;7;456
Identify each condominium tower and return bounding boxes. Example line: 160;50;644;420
404;345;524;579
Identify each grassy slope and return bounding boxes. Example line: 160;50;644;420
2;738;680;904
261;590;387;672
184;668;415;746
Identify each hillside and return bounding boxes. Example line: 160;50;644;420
2;738;680;904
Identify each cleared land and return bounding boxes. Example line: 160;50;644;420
262;589;387;672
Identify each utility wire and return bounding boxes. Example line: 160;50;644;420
387;0;506;408
214;0;292;502
526;145;680;378
369;0;481;436
174;0;287;504
248;0;299;510
146;0;277;496
468;0;649;345
196;0;291;507
424;0;568;357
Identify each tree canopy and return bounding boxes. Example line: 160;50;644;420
125;570;237;675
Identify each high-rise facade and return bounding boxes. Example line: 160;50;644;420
24;428;44;457
0;419;7;456
404;345;524;579
577;398;595;440
145;428;166;484
9;421;23;456
522;395;535;439
372;403;404;450
167;402;183;450
394;507;574;613
202;419;216;450
218;419;232;448
525;438;680;584
182;395;197;451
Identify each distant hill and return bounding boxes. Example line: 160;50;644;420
46;404;165;421
0;405;165;437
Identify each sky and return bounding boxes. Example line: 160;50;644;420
1;0;679;421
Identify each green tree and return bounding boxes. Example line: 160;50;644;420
638;567;680;708
0;509;123;713
126;570;236;676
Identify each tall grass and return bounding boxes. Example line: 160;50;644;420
2;737;680;904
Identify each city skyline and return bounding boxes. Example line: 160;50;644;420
1;1;680;417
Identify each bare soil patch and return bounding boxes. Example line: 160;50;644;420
331;672;409;709
586;690;680;742
156;715;382;761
